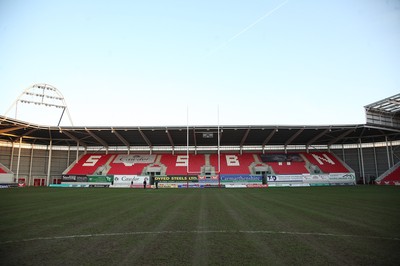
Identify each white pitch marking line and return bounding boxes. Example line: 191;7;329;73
1;230;399;244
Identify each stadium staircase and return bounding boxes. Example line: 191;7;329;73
201;155;216;176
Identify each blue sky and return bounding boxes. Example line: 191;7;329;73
0;0;399;126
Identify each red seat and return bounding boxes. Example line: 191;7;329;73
209;153;257;174
268;161;309;174
380;165;400;185
301;152;349;173
107;154;156;175
67;154;112;175
160;154;205;175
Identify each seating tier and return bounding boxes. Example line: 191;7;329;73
107;154;155;175
65;152;353;176
381;165;400;183
301;152;349;173
160;154;205;175
268;162;309;175
67;154;112;175
209;154;257;174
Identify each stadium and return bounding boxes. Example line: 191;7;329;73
0;84;399;265
1;84;400;188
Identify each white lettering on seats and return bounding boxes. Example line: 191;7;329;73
226;155;239;166
312;153;335;165
176;155;188;167
82;155;102;166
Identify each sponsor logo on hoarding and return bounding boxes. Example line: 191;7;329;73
342;173;355;180
159;183;179;188
246;184;268;188
302;175;329;181
114;175;140;182
267;175;303;182
154;176;198;182
62;175;87;182
225;184;247;188
76;176;89;182
198;175;218;180
198;179;219;184
220;175;262;181
178;184;202;188
87;175;112;183
89;184;110;188
113;175;149;186
329;173;355;180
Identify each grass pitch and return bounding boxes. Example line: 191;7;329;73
0;186;399;265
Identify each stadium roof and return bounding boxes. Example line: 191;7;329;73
1;115;399;151
364;93;400;114
364;93;400;129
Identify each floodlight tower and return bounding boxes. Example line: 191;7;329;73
5;83;74;126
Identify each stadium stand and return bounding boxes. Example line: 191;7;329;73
268;161;309;175
260;153;309;175
107;154;156;175
301;152;350;173
2;94;400;186
64;152;353;177
159;154;205;175
209;153;258;174
375;162;400;185
65;154;160;176
66;154;113;175
107;161;147;175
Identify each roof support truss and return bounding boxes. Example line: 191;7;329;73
328;128;356;146
62;130;87;148
165;128;174;149
285;128;304;146
112;128;130;152
85;129;109;150
307;128;330;147
193;128;197;153
262;129;277;149
0;126;25;134
240;128;251;151
138;128;152;148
